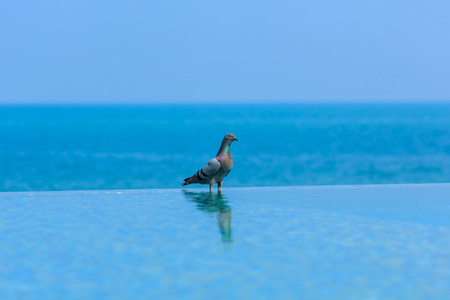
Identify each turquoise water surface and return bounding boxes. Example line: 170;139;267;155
1;184;449;299
1;104;450;192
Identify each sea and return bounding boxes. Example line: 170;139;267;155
1;103;449;192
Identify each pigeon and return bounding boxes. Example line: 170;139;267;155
182;133;238;191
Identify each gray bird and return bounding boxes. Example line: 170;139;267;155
182;133;238;191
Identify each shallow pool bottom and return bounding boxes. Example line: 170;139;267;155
0;184;449;299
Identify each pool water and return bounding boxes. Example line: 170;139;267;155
0;184;449;299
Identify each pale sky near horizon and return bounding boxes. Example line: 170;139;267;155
1;1;450;104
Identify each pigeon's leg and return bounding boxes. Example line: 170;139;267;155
209;182;214;192
217;180;223;191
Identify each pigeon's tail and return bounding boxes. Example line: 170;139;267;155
182;175;197;186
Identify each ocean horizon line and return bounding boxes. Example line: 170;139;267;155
1;100;450;106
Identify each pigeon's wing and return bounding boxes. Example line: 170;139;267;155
196;158;221;180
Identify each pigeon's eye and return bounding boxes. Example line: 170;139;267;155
227;134;232;137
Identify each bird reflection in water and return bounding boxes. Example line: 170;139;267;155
183;190;232;244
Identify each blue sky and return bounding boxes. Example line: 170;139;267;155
1;1;450;103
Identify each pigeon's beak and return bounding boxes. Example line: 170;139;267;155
233;137;239;142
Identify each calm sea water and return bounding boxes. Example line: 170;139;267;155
1;104;449;192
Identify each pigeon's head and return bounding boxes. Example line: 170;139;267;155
224;133;238;144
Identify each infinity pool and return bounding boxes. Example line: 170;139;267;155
1;184;449;299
